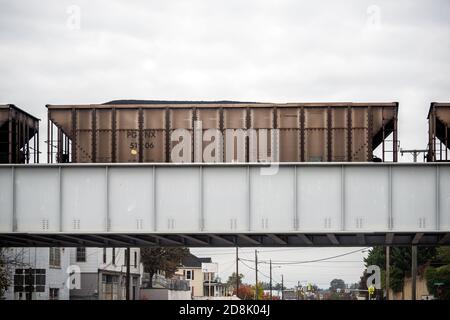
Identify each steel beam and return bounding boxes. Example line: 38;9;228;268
357;233;365;245
296;234;313;245
179;234;209;246
439;233;450;244
267;234;287;245
207;234;236;245
116;234;156;246
0;163;449;247
327;233;340;245
238;234;260;245
151;235;183;246
412;233;424;245
57;234;98;246
385;233;395;245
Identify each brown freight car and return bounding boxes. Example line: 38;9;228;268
0;104;40;163
46;101;398;163
428;102;450;162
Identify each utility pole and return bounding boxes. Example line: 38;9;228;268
125;247;131;300
208;272;212;299
386;246;390;300
236;247;239;297
297;280;300;300
27;267;33;300
412;245;417;301
281;274;284;300
269;259;272;300
255;250;258;300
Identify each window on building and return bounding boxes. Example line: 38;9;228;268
112;248;116;265
103;248;107;264
76;247;86;262
102;274;119;284
14;268;46;293
185;270;194;280
134;251;137;268
49;288;59;300
49;248;61;268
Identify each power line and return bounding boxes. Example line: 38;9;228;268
190;247;320;256
239;259;282;284
276;265;364;269
241;259;275;282
239;247;369;265
264;260;363;264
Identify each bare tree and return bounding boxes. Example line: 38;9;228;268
0;248;29;299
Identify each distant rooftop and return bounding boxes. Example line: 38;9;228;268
181;253;212;268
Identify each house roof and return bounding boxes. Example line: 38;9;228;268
181;253;212;268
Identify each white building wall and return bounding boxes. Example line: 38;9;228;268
68;247;143;300
69;247;141;275
3;247;142;300
3;247;70;300
69;247;100;273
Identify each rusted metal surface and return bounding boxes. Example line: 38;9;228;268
427;102;450;162
0;104;39;164
46;101;398;163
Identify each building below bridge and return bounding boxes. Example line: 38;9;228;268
69;247;142;300
2;247;143;300
174;253;231;298
3;247;70;300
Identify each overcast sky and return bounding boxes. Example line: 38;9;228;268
1;0;449;288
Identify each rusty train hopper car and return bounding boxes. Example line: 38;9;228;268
428;102;450;162
0;104;40;163
46;101;398;163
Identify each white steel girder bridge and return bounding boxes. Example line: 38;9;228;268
0;163;449;248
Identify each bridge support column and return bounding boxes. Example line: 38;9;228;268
411;245;417;300
125;247;131;300
386;246;390;300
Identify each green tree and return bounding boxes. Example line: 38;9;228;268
425;265;450;299
141;247;189;288
256;282;265;299
362;246;437;294
329;278;346;291
434;246;450;264
425;246;450;299
273;282;285;291
226;272;244;291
